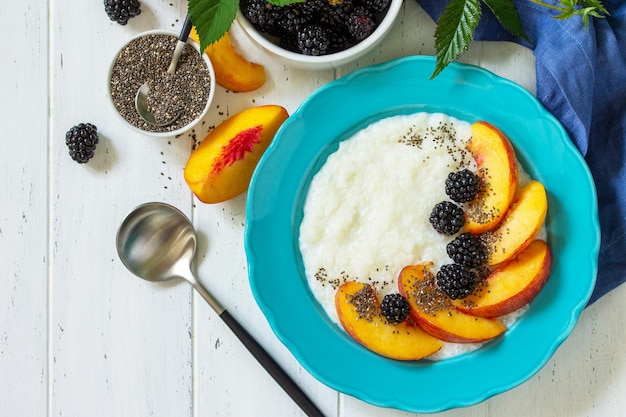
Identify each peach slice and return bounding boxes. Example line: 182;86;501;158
398;264;506;343
465;121;519;234
184;105;288;203
484;180;548;266
335;281;443;360
191;28;266;92
452;240;552;318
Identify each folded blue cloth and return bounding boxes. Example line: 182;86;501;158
416;0;626;305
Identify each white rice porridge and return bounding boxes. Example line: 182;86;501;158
298;112;530;360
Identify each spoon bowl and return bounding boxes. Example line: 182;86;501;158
116;202;196;283
134;83;185;127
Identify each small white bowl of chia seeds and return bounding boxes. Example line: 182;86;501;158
108;30;216;137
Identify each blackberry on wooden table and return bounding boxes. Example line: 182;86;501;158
104;0;141;25
65;123;99;164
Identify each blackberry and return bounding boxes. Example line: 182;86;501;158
65;123;99;164
279;34;300;52
361;0;391;14
380;293;410;324
345;6;377;41
277;6;313;36
446;232;487;268
436;264;476;299
320;0;355;26
104;0;141;25
429;201;464;235
297;24;331;56
241;0;283;35
445;169;480;203
326;28;351;53
300;0;329;15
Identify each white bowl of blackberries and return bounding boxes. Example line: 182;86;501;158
237;0;402;69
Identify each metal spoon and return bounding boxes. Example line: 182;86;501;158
135;14;193;126
116;202;325;417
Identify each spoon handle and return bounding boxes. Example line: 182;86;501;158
167;14;193;74
178;13;193;43
219;310;326;417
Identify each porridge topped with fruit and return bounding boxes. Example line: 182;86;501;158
298;112;551;361
300;113;475;321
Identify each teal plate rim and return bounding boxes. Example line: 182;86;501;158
244;56;600;413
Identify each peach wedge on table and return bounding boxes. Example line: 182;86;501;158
484;180;548;266
184;105;289;203
398;264;506;343
465;121;519;234
452;240;552;318
335;281;443;360
190;28;266;92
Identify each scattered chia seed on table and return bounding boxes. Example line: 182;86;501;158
110;34;212;133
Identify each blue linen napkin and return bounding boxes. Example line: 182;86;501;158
416;0;626;305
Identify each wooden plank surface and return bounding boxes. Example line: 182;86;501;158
1;0;624;416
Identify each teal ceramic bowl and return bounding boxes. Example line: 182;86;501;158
244;56;599;413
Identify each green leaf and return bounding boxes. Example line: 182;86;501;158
579;0;609;16
529;0;608;29
188;0;239;52
481;0;530;42
267;0;304;6
188;0;302;51
552;0;609;28
432;0;481;79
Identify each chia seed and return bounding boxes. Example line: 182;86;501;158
348;285;379;321
399;121;472;170
466;167;501;225
109;34;212;133
407;268;451;316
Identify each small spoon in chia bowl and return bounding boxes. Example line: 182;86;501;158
135;14;193;126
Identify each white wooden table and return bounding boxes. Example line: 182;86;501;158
2;0;625;416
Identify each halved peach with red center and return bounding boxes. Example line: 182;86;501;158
397;263;506;343
184;105;288;203
465;121;519;234
452;240;552;318
335;281;443;360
